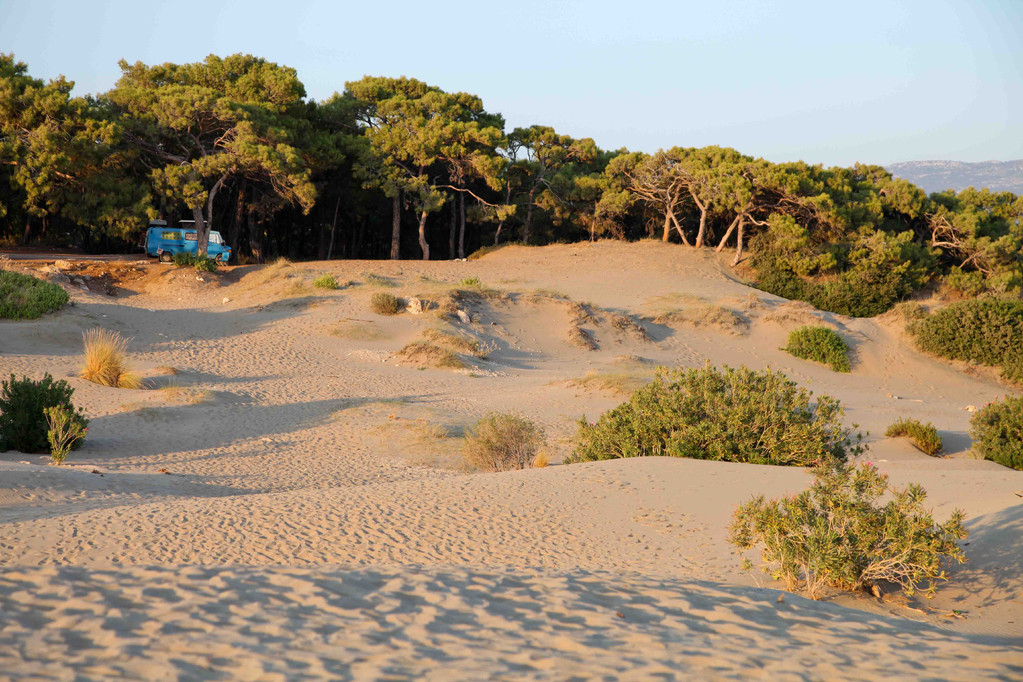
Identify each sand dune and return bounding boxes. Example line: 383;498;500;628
2;242;1021;678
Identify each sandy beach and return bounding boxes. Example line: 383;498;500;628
2;241;1021;679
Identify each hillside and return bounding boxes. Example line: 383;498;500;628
887;159;1023;194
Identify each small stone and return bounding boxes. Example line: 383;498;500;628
222;297;231;304
456;309;471;324
196;276;205;282
965;405;977;413
405;297;423;314
53;259;72;269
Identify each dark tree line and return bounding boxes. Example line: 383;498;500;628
2;52;1020;307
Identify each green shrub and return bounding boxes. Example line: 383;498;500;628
970;395;1023;470
784;326;851;372
463;413;546;471
885;418;942;455
458;276;483;288
313;274;339;290
172;252;218;271
370;292;402;315
730;462;967;599
571;365;862;466
0;374;88;454
45;405;88;464
908;298;1023;383
0;271;69;320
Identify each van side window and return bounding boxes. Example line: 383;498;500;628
184;233;197;241
161;231;182;240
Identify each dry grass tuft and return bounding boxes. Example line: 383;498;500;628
567;323;598;350
159;385;213;405
607;312;651;341
566;371;651;396
396;342;466;369
462;413;546;472
81;328;143;389
652;305;748;335
532;449;550;468
421;327;487;358
762;301;834;329
371;292;403;315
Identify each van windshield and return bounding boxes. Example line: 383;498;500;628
209;232;223;245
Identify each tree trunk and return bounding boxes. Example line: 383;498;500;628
731;219;746;267
417;210;430;260
390;193;401;259
327;194;341;260
523;185;536;244
669;212;691;247
192;204;210;256
661;212;672;242
448;197;457;259
248;208;263;264
695;206;708;248
715;213;743;252
458;193;466;258
22;218;31;245
229;181;246;251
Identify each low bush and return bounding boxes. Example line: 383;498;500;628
45;405;88;464
784;326;851;372
370;292;403;315
0;271;69;320
172;252;218;271
463;413;546;471
313;274;339;290
970;395;1023;470
81;328;143;389
458;276;483;288
571;365;862;466
908;298;1023;384
730;462;967;599
0;374;88;454
885;418;942;455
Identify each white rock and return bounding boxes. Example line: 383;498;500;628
405;297;423;314
53;259;73;269
965;405;977;413
456;309;471;324
222;297;231;304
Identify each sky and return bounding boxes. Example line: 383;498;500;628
2;0;1021;167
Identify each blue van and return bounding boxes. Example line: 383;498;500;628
145;220;232;263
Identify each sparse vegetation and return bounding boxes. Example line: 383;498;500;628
730;462;967;599
571;365;861;466
45;404;87;464
370;292;403;315
313;274;339;289
566;371;651;396
970;395;1023;470
908;299;1023;385
421;327;487;357
365;273;399;288
0;271;69;320
462;413;546;472
396;342;465;369
0;373;88;454
159;385;213;405
567;323;597;350
784;326;851;373
81;329;143;389
330;320;385;341
459;276;483;288
172;252;218;271
644;295;747;335
885;418;942;455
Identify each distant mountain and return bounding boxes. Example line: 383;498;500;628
886;159;1023;195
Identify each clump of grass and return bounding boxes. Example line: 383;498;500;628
81;329;143;389
462;413;547;471
421;327;486;358
396;342;465;369
0;271;69;320
566;371;651;396
459;276;483;288
526;288;570;303
313;274;339;290
243;258;293;289
330;320;385;341
159;386;213;405
762;301;831;328
653;306;748;335
607;313;651;341
783;326;851;373
370;292;403;315
567;323;597;350
885;418;942;455
366;273;399;288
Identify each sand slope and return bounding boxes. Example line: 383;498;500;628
2;242;1021;678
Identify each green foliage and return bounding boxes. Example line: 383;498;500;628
458;276;483;288
784;326;851;372
0;271;69;319
313;274;339;289
730;462;967;599
970;395;1023;470
908;298;1023;383
0;374;88;454
571;365;861;466
462;413;546;471
370;292;402;315
885;418;942;455
172;252;218;271
45;404;87;464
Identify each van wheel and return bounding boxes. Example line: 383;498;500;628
214;254;223;263
159;252;173;263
